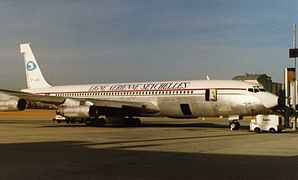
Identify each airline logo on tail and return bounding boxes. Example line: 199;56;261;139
20;43;51;89
26;61;37;71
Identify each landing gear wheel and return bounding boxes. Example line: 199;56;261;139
93;118;106;127
131;118;141;127
85;119;93;126
85;118;106;127
70;118;76;124
124;117;142;127
235;121;240;129
229;121;240;130
85;118;93;126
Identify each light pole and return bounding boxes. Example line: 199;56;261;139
289;24;297;130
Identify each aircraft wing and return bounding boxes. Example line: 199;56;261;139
0;89;159;115
0;89;65;104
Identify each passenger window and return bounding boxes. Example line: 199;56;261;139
248;88;254;92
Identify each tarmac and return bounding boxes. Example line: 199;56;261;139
0;110;298;179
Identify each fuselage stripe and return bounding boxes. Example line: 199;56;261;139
33;88;247;95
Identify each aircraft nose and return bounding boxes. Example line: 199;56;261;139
256;92;279;109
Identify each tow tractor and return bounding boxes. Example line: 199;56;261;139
250;115;282;133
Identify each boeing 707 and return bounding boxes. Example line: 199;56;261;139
0;43;281;130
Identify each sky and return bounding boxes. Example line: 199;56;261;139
0;0;298;90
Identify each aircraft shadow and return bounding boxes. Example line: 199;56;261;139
141;122;250;129
0;141;297;180
43;122;250;130
0;119;249;129
0;119;250;129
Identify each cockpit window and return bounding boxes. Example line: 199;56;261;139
248;86;266;93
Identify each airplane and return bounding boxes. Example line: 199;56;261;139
0;43;281;130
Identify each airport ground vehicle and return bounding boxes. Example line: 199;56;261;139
250;115;282;133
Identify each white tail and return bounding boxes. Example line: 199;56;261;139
20;43;51;89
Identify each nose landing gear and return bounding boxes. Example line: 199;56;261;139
228;115;242;130
229;120;240;130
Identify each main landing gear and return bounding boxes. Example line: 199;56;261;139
85;117;141;127
85;117;106;127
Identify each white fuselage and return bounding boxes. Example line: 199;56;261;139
21;80;278;118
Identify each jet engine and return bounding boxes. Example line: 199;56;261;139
56;105;97;118
0;98;27;111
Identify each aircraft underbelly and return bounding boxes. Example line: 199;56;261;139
99;94;258;118
158;96;199;117
157;96;230;117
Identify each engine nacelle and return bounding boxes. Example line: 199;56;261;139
56;105;97;118
0;98;27;111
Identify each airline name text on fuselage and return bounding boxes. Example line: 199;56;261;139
88;82;190;92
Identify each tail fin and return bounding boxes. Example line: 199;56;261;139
20;43;51;89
